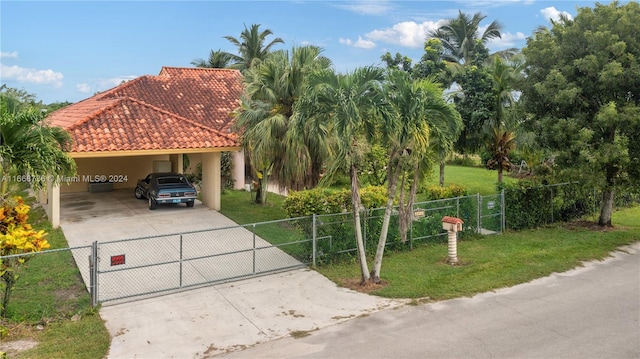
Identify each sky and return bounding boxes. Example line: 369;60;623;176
0;0;621;104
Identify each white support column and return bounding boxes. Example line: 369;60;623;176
46;179;61;229
201;152;221;210
232;149;245;190
170;154;184;174
36;189;47;206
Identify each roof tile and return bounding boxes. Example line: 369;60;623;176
47;67;243;154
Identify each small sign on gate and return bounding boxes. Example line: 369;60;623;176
487;201;495;210
111;254;126;266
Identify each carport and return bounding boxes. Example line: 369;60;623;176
42;66;247;227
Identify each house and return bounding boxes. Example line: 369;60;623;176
42;66;246;227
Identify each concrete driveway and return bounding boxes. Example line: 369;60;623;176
59;190;404;358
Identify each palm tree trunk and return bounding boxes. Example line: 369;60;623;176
370;165;401;283
439;161;445;187
0;164;9;196
398;169;419;244
498;166;503;183
350;164;370;284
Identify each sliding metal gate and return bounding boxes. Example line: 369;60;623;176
88;223;306;305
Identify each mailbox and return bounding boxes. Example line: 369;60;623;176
442;216;463;232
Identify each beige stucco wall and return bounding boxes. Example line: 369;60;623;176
183;153;202;175
60;155;172;193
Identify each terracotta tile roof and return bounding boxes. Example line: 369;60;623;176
47;67;243;154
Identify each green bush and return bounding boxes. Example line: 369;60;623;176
283;186;387;218
283;186;388;263
424;184;469;200
502;180;594;230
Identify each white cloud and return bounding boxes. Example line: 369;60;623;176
366;20;446;48
456;0;535;7
0;64;63;87
335;0;393;15
0;51;18;59
76;83;91;93
97;76;137;90
540;6;573;22
487;31;527;50
339;36;376;49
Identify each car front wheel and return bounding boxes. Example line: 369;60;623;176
148;197;157;210
186;201;194;208
135;186;145;199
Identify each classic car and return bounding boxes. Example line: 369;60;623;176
135;172;197;210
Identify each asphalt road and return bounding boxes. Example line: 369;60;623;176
221;243;640;359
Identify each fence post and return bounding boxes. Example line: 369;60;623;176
362;209;367;252
89;241;98;307
312;214;317;268
409;204;413;250
179;235;183;288
477;193;481;234
594;188;598;215
501;189;506;233
550;187;554;224
252;224;256;274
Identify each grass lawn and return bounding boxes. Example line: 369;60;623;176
219;187;639;301
1;187;110;359
424;165;517;196
317;206;640;299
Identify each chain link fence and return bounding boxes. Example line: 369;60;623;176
7;182;630;306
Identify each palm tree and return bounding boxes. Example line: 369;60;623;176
370;70;462;283
233;45;332;202
429;11;503;67
191;49;234;68
485;55;524;183
224;24;284;71
486;126;517;183
0;105;76;196
301;66;387;284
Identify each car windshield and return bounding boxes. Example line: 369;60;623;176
157;176;188;185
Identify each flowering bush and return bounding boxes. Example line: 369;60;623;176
0;196;50;318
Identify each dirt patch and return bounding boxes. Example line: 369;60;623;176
565;220;617;232
0;321;40;356
341;278;388;294
0;339;39;356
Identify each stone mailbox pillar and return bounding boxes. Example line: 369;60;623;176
442;216;464;264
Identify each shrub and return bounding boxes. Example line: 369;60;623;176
502;180;593;230
1;196;50;318
424;184;469;200
283;186;388;263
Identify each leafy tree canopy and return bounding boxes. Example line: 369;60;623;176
521;1;640;225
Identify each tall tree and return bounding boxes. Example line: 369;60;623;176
430;11;503;157
452;66;495;156
191;49;234;68
224;24;284;71
301;67;387;284
522;1;640;226
413;38;452;85
429;11;502;68
380;52;413;72
485;55;524;183
234;45;332;202
370;70;461;283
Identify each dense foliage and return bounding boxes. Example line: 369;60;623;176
501;180;595;230
521;1;640;225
